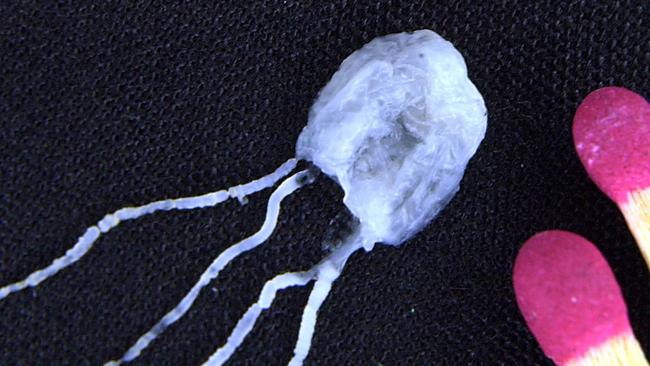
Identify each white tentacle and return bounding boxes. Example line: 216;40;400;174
203;271;314;366
0;159;297;301
105;168;312;366
288;265;339;366
288;236;365;366
203;234;366;366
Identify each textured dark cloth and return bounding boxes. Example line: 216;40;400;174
1;1;648;365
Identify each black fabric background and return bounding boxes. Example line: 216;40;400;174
1;1;648;365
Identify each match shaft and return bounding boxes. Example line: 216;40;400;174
620;189;650;271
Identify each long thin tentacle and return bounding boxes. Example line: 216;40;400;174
203;271;315;366
288;236;364;366
203;234;366;366
287;266;339;366
105;168;313;366
0;159;297;301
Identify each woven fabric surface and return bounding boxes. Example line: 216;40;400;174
1;1;648;365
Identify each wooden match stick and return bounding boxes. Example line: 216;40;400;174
573;86;650;270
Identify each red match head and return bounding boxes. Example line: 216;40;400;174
513;230;632;365
573;86;650;204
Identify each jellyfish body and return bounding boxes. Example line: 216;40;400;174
297;29;486;246
0;30;486;366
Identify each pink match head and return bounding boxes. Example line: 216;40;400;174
513;230;632;365
572;86;650;204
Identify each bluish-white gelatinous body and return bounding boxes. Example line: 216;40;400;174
0;30;486;366
297;29;486;246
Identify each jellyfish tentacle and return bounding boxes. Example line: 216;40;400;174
203;234;365;366
0;158;297;301
288;266;339;366
203;270;315;366
105;169;314;366
288;236;365;366
227;159;299;202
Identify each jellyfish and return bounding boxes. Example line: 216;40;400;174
0;29;487;365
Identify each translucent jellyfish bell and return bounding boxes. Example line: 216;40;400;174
1;30;486;366
298;29;487;246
